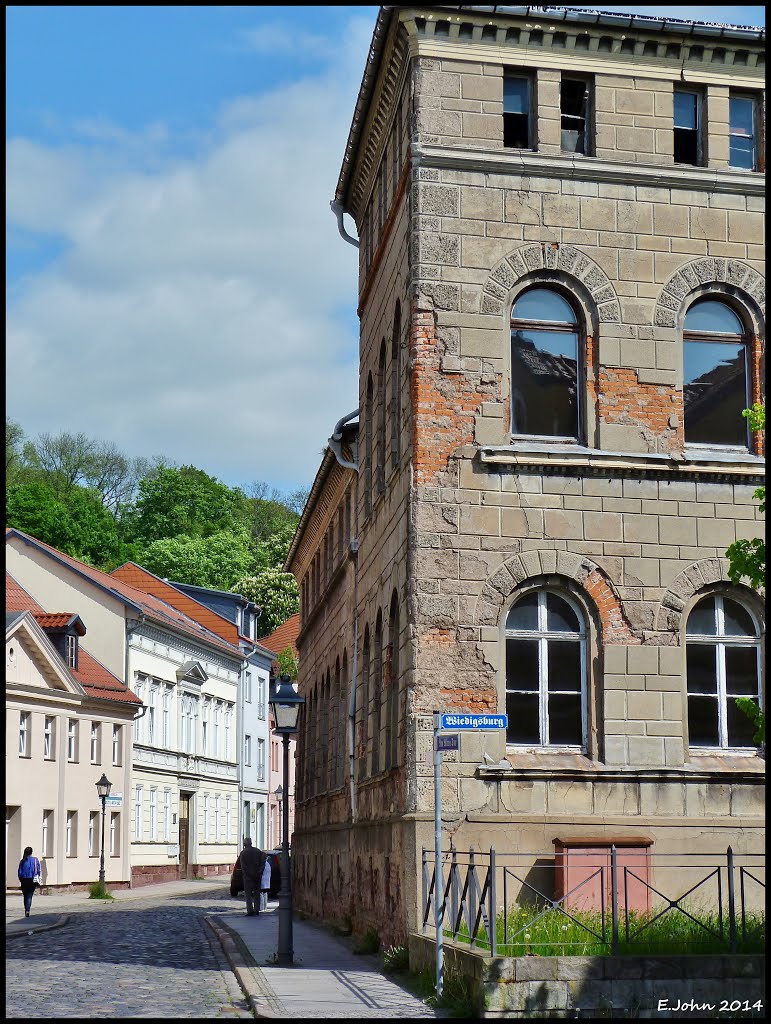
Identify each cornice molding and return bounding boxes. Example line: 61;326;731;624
413;144;766;195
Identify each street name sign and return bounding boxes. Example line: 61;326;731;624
436;733;459;751
439;713;507;731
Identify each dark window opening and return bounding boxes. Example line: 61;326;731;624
598;36;613;52
683;300;750;448
459;22;473;40
553;32;567;48
434;20;450;37
506;28;521;43
734;50;748;65
504;75;531;149
529;29;543;44
576;34;590;50
666;44;681;59
643;41;658;56
621;38;636;54
481;25;497;41
712;48;726;63
688;45;704;60
561;78;590;155
673;90;701;165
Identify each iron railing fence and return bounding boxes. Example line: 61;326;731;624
420;845;765;956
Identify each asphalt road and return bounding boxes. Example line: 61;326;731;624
6;887;252;1019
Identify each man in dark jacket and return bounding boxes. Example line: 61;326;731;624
240;837;266;916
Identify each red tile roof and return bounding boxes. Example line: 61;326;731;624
6;529;243;660
111;563;242;646
32;612;86;635
6;572;141;705
260;614;300;660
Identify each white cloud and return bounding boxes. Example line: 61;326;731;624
6;16;373;491
239;23;337;60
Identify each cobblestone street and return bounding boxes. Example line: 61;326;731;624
6;888;252;1018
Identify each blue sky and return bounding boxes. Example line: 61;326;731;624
6;5;766;493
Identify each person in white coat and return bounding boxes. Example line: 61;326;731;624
259;855;272;912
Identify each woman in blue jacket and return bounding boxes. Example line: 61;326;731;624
18;846;42;917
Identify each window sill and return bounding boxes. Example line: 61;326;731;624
479;443;765;480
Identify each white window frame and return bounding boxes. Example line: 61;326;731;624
244;733;252;767
258;676;266;720
203;793;210;842
89;810;99;857
66;810;77;857
215;794;222;840
90;721;100;764
162;687;171;748
44;716;56;760
201;701;209;756
19;711;30;757
66;632;77;667
225;708;232;760
134;786;144;841
42;810;53;858
225;795;231;842
149;788;158;841
163;789;172;842
257;738;266;782
213;703;221;759
110;812;119;856
686;594;762;752
505;589;587;750
147;685;157;745
245;671;252;703
112;724;122;766
134;678;145;743
67;719;78;762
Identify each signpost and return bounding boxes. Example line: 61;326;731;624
432;712;508;1000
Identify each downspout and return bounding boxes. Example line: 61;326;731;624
330;200;360;249
327;410;360;823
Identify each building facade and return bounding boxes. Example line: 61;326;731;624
260;614;300;850
6;529;245;885
153;579;275;849
287;7;765;946
6;573;138;891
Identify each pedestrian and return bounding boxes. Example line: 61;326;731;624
259;853;272;912
18;846;42;918
239;837;266;917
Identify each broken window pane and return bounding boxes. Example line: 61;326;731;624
504;76;530;149
561;78;589;154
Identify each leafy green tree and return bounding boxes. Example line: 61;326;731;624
6;480;131;568
139;530;256;589
129;465;251;542
6;418;27;485
254;522;298;571
275;646;299;680
233;568;299;639
246;480;301;546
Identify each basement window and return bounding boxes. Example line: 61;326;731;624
503;74;532;149
673;89;702;166
560;77;591;155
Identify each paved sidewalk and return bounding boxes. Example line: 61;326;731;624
209;904;450;1019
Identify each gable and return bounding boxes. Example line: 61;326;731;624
176;659;209;684
6;615;86;696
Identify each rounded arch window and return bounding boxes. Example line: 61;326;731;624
505;588;586;748
683;298;751;448
510;287;581;440
686;593;762;749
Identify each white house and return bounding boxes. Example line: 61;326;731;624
6;529;245;884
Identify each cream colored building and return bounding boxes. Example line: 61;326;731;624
6;573;138;891
6;529;245;884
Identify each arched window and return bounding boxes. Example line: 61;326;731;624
683;299;751;448
358;629;370;781
386;593;400;768
505;589;586;747
686;594;762;749
371;613;383;774
365;374;374;516
510;288;581;440
377;340;387;495
390;302;402;470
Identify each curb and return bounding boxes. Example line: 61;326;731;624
205;916;285;1019
6;913;70;940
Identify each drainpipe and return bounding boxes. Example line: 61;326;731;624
327;410;360;822
330;200;360;249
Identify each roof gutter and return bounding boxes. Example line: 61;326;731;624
330;200;360;248
328;408;360;472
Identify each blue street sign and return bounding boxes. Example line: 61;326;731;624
436;733;459;751
439;713;508;731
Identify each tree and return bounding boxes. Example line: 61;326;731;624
233;568;300;639
6;418;26;484
6;480;131;568
274;646;299;680
140;530;256;590
129;465;251;542
246;480;301;546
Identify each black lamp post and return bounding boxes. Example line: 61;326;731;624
95;773;112;885
268;675;304;966
274;785;283;846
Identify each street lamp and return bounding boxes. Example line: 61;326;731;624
269;674;304;966
95;773;112;885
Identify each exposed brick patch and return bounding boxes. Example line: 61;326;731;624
421;628;453;645
585;568;641;645
410;300;497;485
599;367;683;452
439;687;497;711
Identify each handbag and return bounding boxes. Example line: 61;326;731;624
33;874;41;887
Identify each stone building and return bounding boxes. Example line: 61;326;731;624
286;6;765;946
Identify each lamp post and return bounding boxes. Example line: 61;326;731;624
269;675;304;966
95;773;112;885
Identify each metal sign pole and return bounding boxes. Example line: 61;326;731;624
433;711;444;1001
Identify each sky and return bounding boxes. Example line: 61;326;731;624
6;5;766;495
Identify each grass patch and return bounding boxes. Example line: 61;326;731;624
352;925;380;955
445;905;765;957
399;965;476;1018
382;943;410;974
87;880;114;900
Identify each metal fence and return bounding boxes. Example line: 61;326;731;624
421;845;765;956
